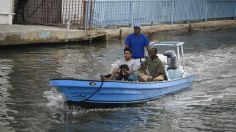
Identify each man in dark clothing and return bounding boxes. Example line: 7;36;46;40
139;48;166;82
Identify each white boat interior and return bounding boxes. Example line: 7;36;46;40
151;41;187;81
110;41;188;81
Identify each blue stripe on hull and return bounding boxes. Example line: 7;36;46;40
87;81;193;104
50;75;194;104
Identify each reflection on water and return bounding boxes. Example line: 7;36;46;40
0;59;16;132
0;28;236;131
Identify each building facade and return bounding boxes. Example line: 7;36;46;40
0;0;15;24
9;0;236;28
14;0;85;29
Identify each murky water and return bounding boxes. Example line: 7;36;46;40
0;27;236;132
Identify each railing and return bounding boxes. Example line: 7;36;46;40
23;0;62;26
62;0;85;29
88;0;236;28
17;0;236;29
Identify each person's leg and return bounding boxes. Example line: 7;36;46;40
100;74;112;80
153;75;164;81
127;73;139;81
107;68;119;80
139;75;151;82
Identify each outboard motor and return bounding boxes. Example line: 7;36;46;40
164;50;177;69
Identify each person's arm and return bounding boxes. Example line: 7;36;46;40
143;34;150;54
125;35;130;48
145;45;150;53
152;61;166;81
140;59;148;75
155;61;165;78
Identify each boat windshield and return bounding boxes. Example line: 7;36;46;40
149;41;185;70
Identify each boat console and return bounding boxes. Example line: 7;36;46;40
150;41;186;80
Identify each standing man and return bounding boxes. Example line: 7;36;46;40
125;24;150;59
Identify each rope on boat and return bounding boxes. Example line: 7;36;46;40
80;80;104;103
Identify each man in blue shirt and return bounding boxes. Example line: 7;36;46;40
125;24;150;59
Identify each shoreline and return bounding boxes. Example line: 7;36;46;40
0;20;236;46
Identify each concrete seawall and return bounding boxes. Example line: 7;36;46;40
106;20;236;40
0;25;106;46
0;20;236;46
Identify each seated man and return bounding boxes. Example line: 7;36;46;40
101;48;140;81
139;47;167;82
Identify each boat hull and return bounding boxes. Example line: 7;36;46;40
49;75;194;107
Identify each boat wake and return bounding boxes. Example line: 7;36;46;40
43;89;129;114
185;45;236;83
45;45;236;118
140;45;236;110
43;89;65;109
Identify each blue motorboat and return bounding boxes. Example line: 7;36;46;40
49;41;194;108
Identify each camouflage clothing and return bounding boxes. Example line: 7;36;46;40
143;57;165;78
